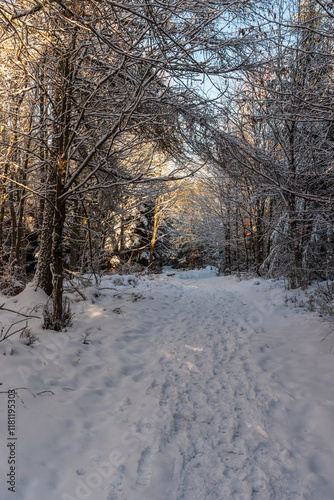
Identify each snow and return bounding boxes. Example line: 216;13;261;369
1;271;334;499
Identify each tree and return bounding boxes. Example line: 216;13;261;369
1;0;263;327
181;0;334;285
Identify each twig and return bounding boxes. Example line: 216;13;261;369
0;388;55;397
97;287;117;291
0;326;27;342
64;276;87;301
0;304;40;319
0;387;36;397
321;327;334;341
0;319;28;343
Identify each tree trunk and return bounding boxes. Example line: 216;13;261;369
52;166;66;330
0;94;24;264
34;167;56;296
69;199;82;271
15;120;32;267
0;162;8;260
34;38;73;330
149;196;161;266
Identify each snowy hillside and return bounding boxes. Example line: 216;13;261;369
1;269;334;500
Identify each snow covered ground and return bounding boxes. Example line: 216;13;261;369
1;269;334;500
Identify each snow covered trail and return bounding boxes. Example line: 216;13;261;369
1;270;334;500
135;275;324;500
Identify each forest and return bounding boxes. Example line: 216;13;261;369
1;0;334;330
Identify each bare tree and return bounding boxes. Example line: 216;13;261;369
0;0;264;327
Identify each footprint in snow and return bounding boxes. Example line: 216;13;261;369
108;473;126;500
136;442;159;488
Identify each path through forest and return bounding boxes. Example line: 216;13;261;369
1;270;334;500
